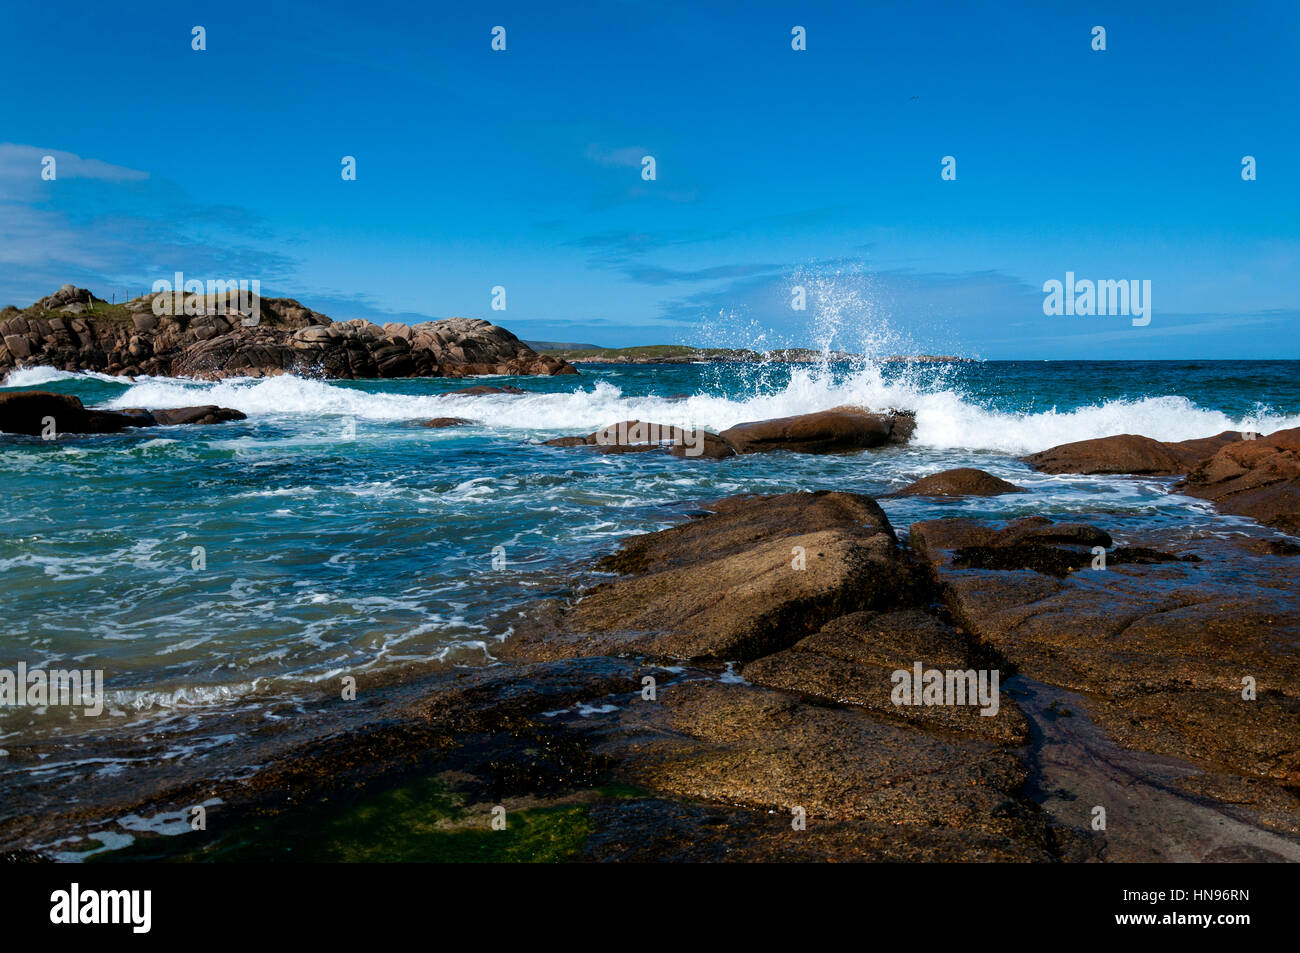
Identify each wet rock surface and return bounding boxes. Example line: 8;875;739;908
542;419;735;459
542;407;916;459
1024;431;1242;475
0;390;246;435
1177;427;1300;533
505;491;929;662
719;406;915;454
912;515;1300;789
898;467;1025;497
4;492;1295;863
0;286;577;380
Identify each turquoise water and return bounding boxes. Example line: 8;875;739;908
2;359;1298;783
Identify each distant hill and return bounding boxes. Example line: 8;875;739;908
523;340;605;352
532;344;972;364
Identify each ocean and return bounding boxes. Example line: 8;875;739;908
2;358;1299;838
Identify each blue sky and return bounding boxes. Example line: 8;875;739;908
2;0;1297;358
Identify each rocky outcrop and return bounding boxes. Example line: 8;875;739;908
719;406;914;454
1024;431;1242;475
1176;428;1300;534
898;467;1025;496
11;491;1298;863
422;417;472;428
0;286;577;380
1025;428;1300;532
911;515;1300;787
506;491;929;662
0;390;245;435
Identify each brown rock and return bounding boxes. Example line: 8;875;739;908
590;679;1046;851
1025;431;1242;475
423;417;472;428
148;406;247;427
1;286;579;381
912;516;1300;785
719;407;914;455
505;491;928;662
1177;428;1300;533
0;391;149;435
743;610;1029;745
0;391;244;434
899;467;1025;497
542;420;735;459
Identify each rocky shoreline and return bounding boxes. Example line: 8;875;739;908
1;285;577;380
1;431;1296;861
1;392;1296;862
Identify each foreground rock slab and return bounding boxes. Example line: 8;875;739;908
911;515;1300;787
506;491;929;662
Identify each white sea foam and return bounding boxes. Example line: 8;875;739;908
3;366;126;387
99;366;1300;456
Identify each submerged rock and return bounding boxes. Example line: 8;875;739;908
445;384;528;397
423;417;472;428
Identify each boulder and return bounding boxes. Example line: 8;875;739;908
0;391;148;435
0;391;243;435
1025;431;1242;475
149;405;247;427
505;491;929;662
423;417;472;428
445;385;526;397
898;467;1025;497
719;407;914;455
1177;427;1300;533
542;420;734;459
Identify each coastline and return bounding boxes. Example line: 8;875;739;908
2;380;1297;861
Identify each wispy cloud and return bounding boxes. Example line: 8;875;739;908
0;142;296;308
